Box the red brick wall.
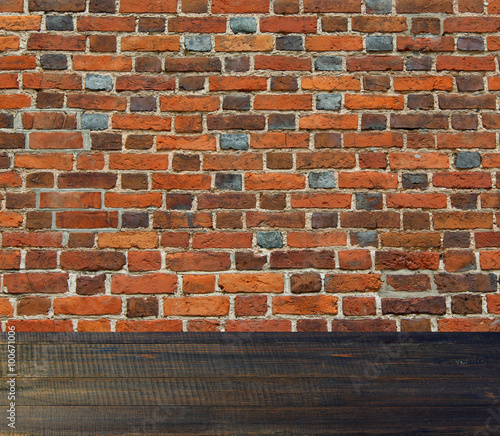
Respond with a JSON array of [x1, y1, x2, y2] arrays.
[[1, 0, 500, 332]]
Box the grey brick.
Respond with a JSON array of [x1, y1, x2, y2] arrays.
[[455, 152, 481, 169], [367, 35, 393, 52], [269, 114, 295, 130], [220, 134, 249, 150], [356, 193, 383, 210], [185, 35, 211, 52], [46, 15, 73, 31], [312, 212, 337, 228], [122, 212, 148, 228], [351, 231, 378, 247], [82, 114, 108, 130], [85, 74, 113, 91], [276, 35, 303, 51], [230, 17, 257, 34], [457, 36, 484, 51], [316, 94, 342, 110], [41, 54, 67, 70], [315, 56, 342, 71], [223, 96, 250, 111], [402, 173, 428, 190], [309, 172, 336, 189], [257, 231, 283, 249], [215, 173, 242, 191], [366, 0, 391, 14], [130, 96, 156, 112], [406, 56, 432, 71]]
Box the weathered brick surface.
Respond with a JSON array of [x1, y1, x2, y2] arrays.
[[0, 0, 499, 331]]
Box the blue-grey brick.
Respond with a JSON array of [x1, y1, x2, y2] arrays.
[[82, 114, 108, 130], [276, 35, 303, 51], [316, 94, 342, 111], [356, 193, 383, 210], [455, 152, 481, 169], [85, 74, 113, 91], [315, 56, 342, 71], [230, 17, 257, 34], [351, 231, 378, 247], [406, 56, 432, 71], [269, 114, 295, 130], [309, 172, 336, 189], [185, 35, 211, 52], [46, 15, 73, 31], [41, 54, 67, 70], [457, 36, 484, 51], [220, 134, 249, 150], [215, 173, 242, 191], [366, 0, 391, 14], [366, 35, 393, 52], [257, 231, 283, 249], [402, 173, 428, 190]]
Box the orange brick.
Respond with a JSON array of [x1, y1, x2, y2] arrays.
[[164, 296, 229, 316]]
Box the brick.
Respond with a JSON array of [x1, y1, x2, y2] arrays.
[[154, 211, 212, 229], [7, 320, 73, 332], [219, 273, 283, 293], [304, 0, 361, 13], [128, 251, 161, 272], [261, 17, 316, 34], [78, 16, 135, 32], [54, 296, 121, 315], [375, 251, 439, 270], [165, 252, 231, 271], [120, 0, 177, 13], [270, 251, 336, 269], [231, 17, 257, 34], [4, 272, 68, 294], [382, 297, 446, 315], [301, 76, 360, 91], [331, 319, 396, 332], [273, 295, 338, 315], [73, 55, 132, 72], [305, 36, 362, 51], [212, 0, 269, 13], [17, 297, 49, 316], [127, 297, 159, 317], [116, 320, 182, 332], [61, 251, 125, 271], [112, 273, 176, 294], [344, 297, 376, 316], [325, 274, 382, 293], [226, 320, 291, 332]]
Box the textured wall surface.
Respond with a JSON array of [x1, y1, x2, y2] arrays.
[[1, 0, 500, 332]]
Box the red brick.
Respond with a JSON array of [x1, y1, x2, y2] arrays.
[[273, 295, 338, 315], [183, 275, 215, 294], [225, 320, 291, 332], [54, 296, 121, 315], [120, 0, 177, 13], [7, 320, 73, 332], [112, 273, 177, 294], [164, 296, 229, 316], [212, 0, 269, 13], [219, 273, 284, 293], [116, 320, 182, 332], [4, 272, 68, 294]]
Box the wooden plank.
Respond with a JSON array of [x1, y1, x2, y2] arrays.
[[4, 337, 500, 379], [1, 376, 497, 407], [9, 405, 493, 435], [0, 333, 498, 435]]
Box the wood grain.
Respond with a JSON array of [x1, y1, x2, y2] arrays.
[[0, 333, 498, 435]]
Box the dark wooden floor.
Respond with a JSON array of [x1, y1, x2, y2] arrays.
[[1, 333, 499, 435]]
